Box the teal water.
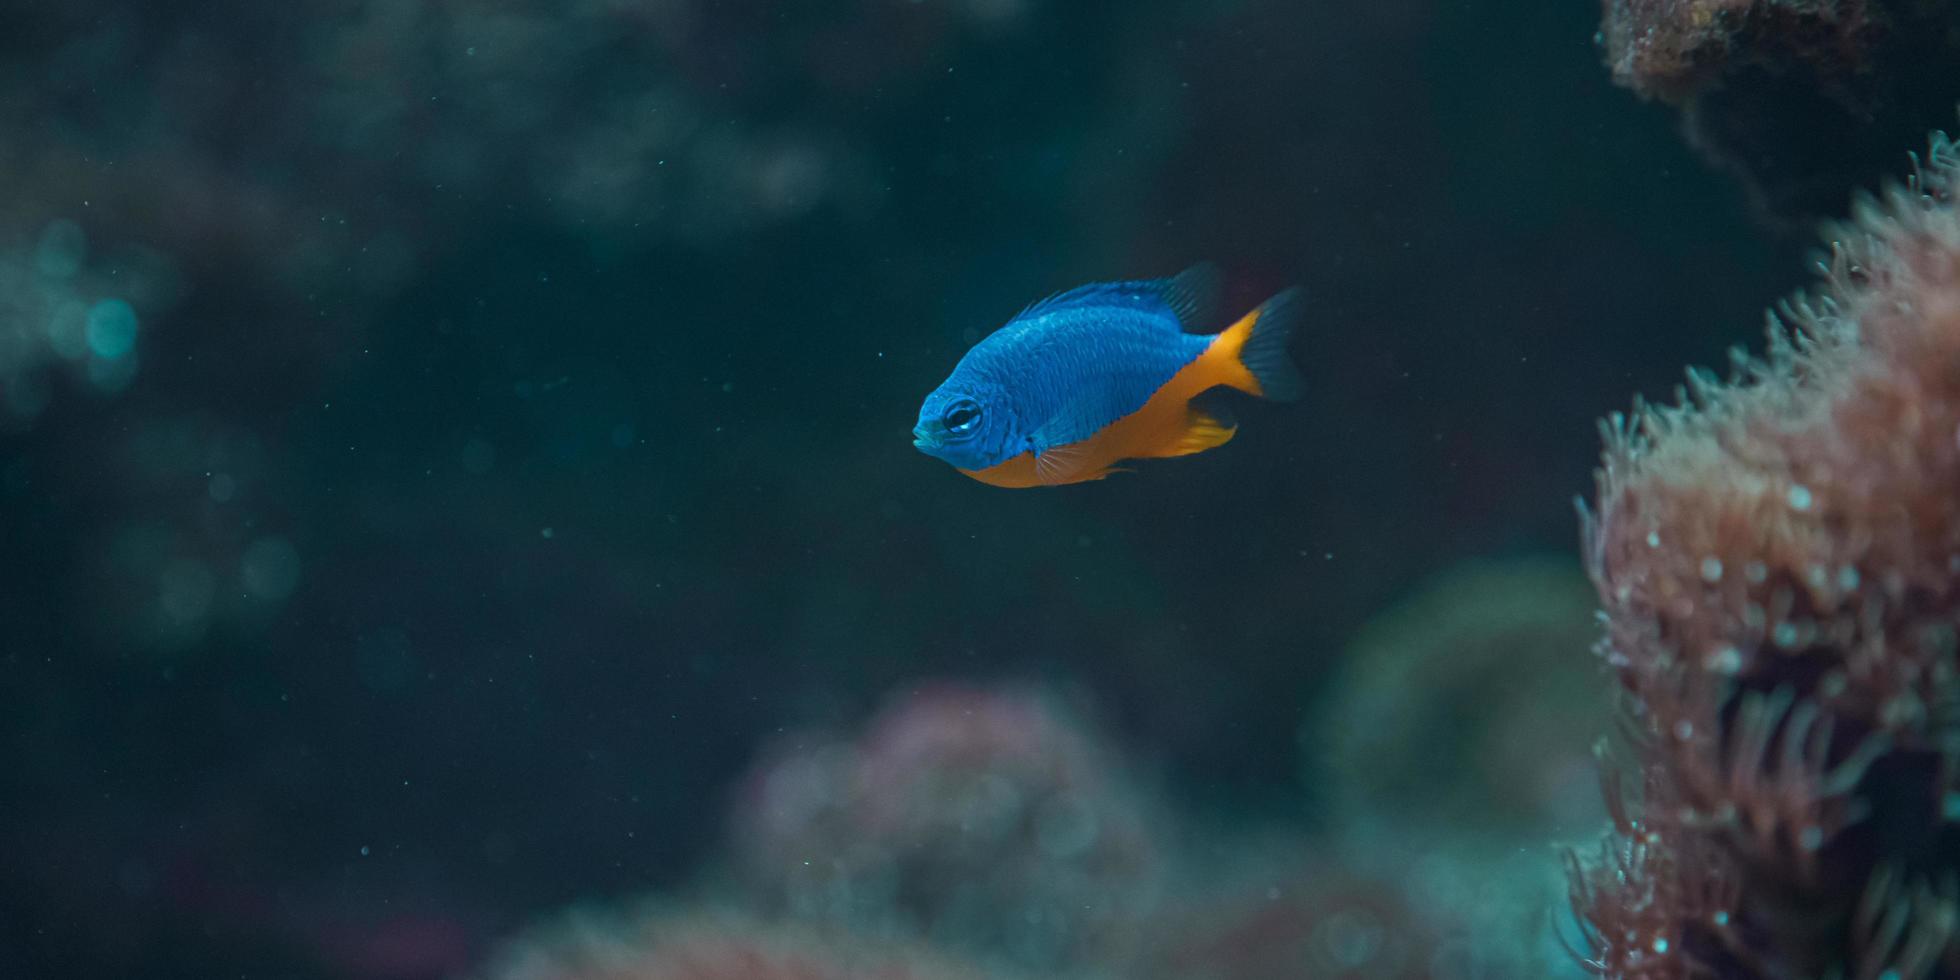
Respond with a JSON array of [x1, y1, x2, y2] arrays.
[[3, 2, 1946, 978]]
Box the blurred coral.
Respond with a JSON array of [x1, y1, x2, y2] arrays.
[[1308, 555, 1604, 839], [728, 683, 1165, 975], [1302, 556, 1603, 976], [1570, 127, 1960, 976], [479, 906, 1006, 980], [1139, 844, 1440, 980], [1595, 0, 1960, 222]]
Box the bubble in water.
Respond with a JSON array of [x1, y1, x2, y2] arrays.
[[85, 299, 139, 359], [241, 536, 302, 601], [35, 219, 86, 279]]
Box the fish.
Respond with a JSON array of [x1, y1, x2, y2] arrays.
[[912, 264, 1303, 487]]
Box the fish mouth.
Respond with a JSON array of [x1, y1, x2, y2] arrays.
[[912, 426, 935, 450]]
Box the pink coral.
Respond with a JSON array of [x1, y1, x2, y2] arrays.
[[1570, 129, 1960, 976], [729, 683, 1164, 974]]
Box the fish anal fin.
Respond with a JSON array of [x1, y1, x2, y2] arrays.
[[1152, 406, 1238, 458]]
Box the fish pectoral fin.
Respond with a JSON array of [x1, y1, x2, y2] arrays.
[[1148, 405, 1238, 458], [1034, 442, 1092, 484], [1034, 440, 1132, 484]]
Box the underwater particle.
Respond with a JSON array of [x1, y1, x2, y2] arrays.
[[240, 536, 301, 601], [84, 298, 138, 359]]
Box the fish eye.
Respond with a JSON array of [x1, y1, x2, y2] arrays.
[[942, 400, 981, 435]]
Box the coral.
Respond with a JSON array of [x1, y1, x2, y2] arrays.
[[1598, 0, 1870, 105], [1569, 128, 1960, 977], [728, 683, 1165, 975], [477, 906, 1006, 980], [1137, 845, 1440, 980], [1595, 0, 1960, 222], [1308, 555, 1604, 839], [1302, 557, 1605, 976]]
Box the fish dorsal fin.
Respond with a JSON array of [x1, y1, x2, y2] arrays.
[[1013, 263, 1221, 331], [1161, 262, 1222, 332]]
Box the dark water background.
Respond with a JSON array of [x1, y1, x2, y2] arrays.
[[0, 1, 1836, 977]]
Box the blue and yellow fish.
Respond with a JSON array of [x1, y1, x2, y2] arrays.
[[913, 265, 1303, 487]]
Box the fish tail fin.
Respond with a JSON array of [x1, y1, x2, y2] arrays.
[[1209, 287, 1306, 401]]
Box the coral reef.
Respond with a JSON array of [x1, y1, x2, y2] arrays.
[[478, 906, 1005, 980], [1569, 128, 1960, 976], [728, 684, 1164, 975], [1309, 556, 1603, 839], [1305, 556, 1606, 977], [1595, 0, 1960, 222], [1137, 844, 1440, 980]]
